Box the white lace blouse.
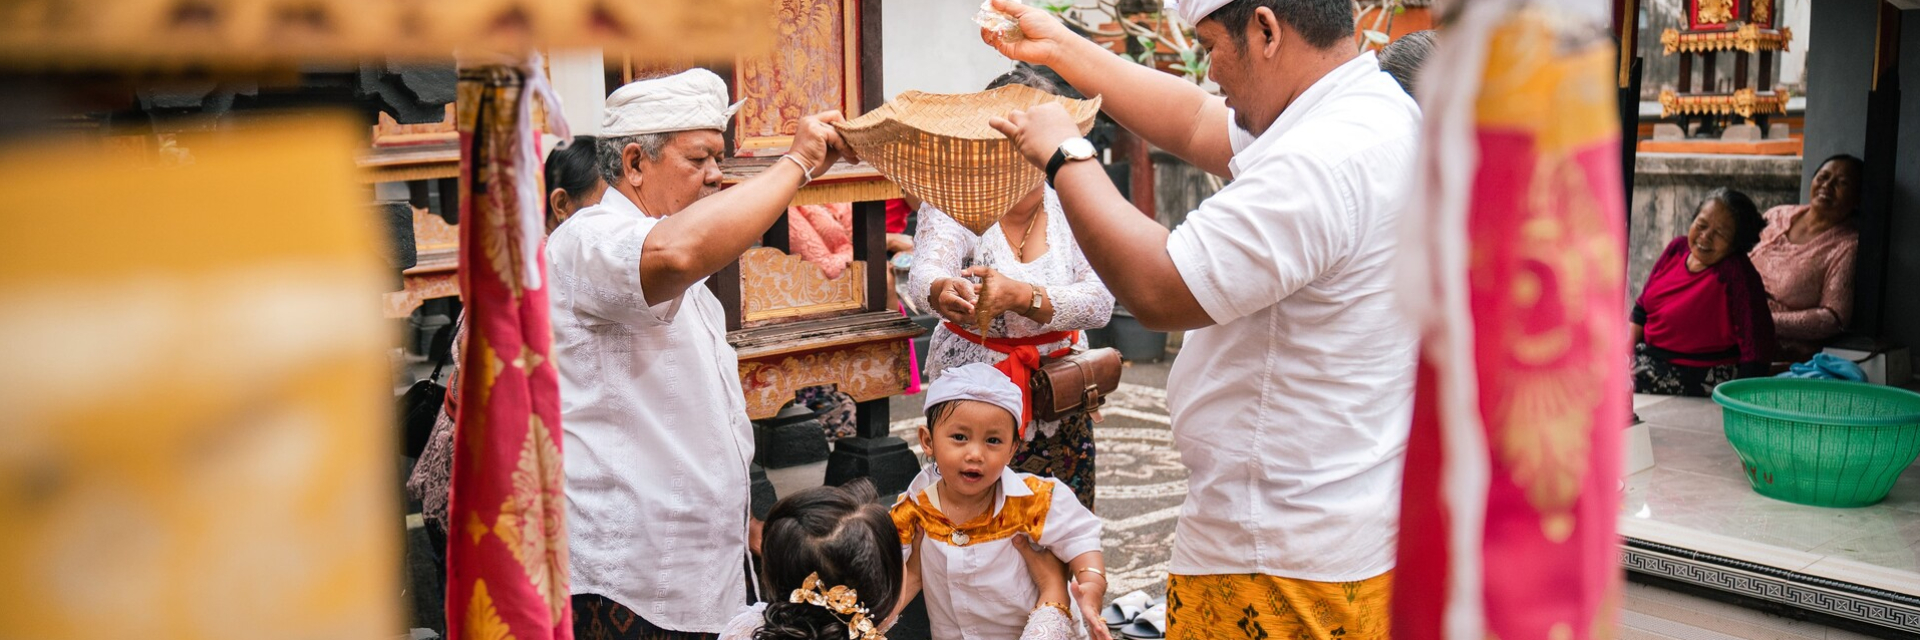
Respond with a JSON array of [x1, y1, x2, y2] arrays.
[[906, 187, 1114, 438]]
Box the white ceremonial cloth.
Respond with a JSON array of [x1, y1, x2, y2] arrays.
[[898, 465, 1103, 640], [602, 68, 743, 136], [922, 362, 1025, 425], [1163, 0, 1230, 26], [1161, 52, 1421, 582], [547, 188, 755, 633]]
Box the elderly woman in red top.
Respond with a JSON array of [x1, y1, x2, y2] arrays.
[[1750, 154, 1863, 361], [1633, 188, 1777, 396]]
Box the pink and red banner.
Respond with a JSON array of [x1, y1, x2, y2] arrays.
[[447, 61, 574, 640], [1393, 2, 1628, 639]]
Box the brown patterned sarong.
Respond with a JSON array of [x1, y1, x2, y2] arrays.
[[571, 594, 719, 640]]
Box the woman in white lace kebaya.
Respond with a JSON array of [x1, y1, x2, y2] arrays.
[[907, 66, 1114, 512]]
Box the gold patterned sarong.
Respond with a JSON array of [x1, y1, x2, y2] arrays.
[[1165, 571, 1393, 640]]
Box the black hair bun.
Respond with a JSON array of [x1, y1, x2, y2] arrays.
[[754, 601, 850, 640]]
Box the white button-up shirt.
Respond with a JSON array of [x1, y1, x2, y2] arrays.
[[1162, 52, 1420, 582], [894, 465, 1103, 640], [547, 189, 755, 633]]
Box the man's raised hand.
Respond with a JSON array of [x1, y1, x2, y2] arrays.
[[989, 101, 1082, 170], [790, 111, 858, 179], [979, 0, 1075, 66]]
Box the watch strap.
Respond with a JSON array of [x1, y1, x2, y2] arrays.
[[1045, 146, 1070, 188]]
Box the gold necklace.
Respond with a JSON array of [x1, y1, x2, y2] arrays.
[[1009, 204, 1042, 261]]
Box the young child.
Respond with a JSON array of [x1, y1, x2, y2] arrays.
[[720, 480, 901, 640], [890, 363, 1109, 640]]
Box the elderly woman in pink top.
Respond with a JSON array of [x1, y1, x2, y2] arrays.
[[1749, 154, 1863, 361]]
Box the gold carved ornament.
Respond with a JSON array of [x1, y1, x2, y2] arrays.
[[1752, 0, 1772, 25], [1657, 87, 1792, 119], [1695, 0, 1733, 24], [1659, 25, 1792, 56]]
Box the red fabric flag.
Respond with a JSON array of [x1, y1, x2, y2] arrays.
[[1393, 2, 1628, 639], [446, 60, 574, 640]]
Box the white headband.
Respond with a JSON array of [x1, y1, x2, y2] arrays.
[[924, 363, 1024, 425], [602, 68, 743, 137], [1164, 0, 1232, 26]]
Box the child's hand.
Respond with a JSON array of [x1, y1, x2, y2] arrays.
[[1075, 577, 1113, 640], [1065, 550, 1113, 640]]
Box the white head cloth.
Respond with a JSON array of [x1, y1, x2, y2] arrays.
[[924, 363, 1024, 425], [1164, 0, 1232, 26], [602, 68, 743, 137]]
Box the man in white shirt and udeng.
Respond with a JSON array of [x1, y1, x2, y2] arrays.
[[982, 1, 1420, 638], [547, 69, 857, 638]]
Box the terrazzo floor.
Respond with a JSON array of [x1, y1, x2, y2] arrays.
[[1627, 394, 1920, 596]]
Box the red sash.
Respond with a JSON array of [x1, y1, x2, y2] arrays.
[[942, 322, 1077, 437]]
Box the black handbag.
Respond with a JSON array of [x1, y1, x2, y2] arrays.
[[399, 316, 460, 457]]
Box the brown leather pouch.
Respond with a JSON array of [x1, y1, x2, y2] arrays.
[[1031, 347, 1122, 423]]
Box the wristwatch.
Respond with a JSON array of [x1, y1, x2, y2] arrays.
[[1023, 284, 1048, 317], [1045, 137, 1097, 187]]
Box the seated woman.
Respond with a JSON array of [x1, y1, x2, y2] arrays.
[[1632, 188, 1775, 396], [1750, 154, 1863, 361]]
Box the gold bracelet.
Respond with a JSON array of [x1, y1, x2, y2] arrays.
[[1075, 567, 1106, 583], [1035, 601, 1073, 618]]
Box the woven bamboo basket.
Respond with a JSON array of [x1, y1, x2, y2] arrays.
[[835, 85, 1101, 235]]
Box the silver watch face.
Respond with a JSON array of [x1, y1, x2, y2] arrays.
[[1061, 138, 1096, 161]]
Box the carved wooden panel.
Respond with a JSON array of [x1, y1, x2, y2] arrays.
[[373, 105, 457, 148], [733, 0, 861, 156], [414, 206, 460, 256], [738, 340, 910, 420], [385, 271, 461, 319], [740, 247, 866, 327]]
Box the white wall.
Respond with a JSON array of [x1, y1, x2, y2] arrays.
[[1778, 0, 1813, 86], [882, 0, 1025, 99]]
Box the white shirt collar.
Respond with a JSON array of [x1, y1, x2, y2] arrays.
[[924, 466, 1031, 519], [585, 186, 647, 219], [1233, 52, 1385, 167]]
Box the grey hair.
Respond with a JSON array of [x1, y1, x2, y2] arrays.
[[1379, 30, 1436, 97], [595, 132, 675, 184]]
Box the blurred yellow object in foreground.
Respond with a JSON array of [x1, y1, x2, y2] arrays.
[[0, 117, 397, 638]]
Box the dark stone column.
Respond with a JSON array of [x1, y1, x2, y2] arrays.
[[825, 398, 919, 496]]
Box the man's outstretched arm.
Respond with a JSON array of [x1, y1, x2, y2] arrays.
[[982, 0, 1235, 177], [640, 113, 851, 306], [991, 104, 1215, 332]]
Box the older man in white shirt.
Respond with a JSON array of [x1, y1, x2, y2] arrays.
[[982, 1, 1418, 638], [548, 69, 853, 639]]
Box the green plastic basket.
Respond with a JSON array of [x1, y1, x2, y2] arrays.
[[1712, 378, 1920, 507]]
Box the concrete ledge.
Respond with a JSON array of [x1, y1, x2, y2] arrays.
[[1633, 152, 1804, 179]]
